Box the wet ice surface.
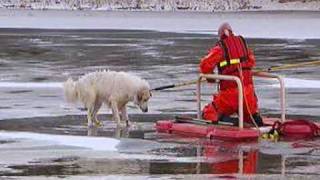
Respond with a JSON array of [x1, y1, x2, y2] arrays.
[[0, 115, 320, 178], [0, 25, 319, 178], [0, 28, 319, 120]]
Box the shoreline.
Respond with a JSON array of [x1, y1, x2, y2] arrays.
[[1, 8, 320, 14], [1, 0, 320, 12], [1, 9, 320, 39]]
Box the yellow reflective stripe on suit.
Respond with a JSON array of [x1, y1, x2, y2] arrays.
[[219, 58, 240, 67]]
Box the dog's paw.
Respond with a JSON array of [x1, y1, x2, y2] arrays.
[[94, 120, 103, 127], [87, 123, 95, 128], [125, 120, 131, 127], [128, 122, 139, 130]]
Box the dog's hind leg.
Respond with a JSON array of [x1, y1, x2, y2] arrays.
[[92, 100, 103, 127]]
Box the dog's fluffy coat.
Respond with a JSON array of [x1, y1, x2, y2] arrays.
[[63, 70, 151, 127]]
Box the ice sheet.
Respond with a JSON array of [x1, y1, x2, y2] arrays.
[[0, 131, 120, 151]]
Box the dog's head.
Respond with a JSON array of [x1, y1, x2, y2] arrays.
[[135, 87, 152, 113]]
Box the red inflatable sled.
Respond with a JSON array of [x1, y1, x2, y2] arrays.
[[156, 72, 320, 141]]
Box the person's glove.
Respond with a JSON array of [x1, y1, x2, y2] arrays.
[[206, 78, 216, 83]]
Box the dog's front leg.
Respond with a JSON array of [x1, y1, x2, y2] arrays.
[[111, 100, 122, 127], [120, 106, 129, 127], [87, 108, 94, 127]]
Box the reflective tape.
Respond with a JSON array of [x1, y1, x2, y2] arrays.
[[219, 58, 240, 67]]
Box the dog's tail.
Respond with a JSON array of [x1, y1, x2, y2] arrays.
[[63, 78, 78, 103]]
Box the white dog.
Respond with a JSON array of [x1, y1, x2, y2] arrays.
[[63, 70, 151, 127]]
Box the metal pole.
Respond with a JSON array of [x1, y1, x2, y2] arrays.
[[235, 78, 243, 129], [196, 72, 286, 128], [281, 155, 286, 176], [253, 72, 286, 122], [197, 76, 202, 119], [196, 143, 201, 174], [198, 74, 244, 129], [238, 149, 244, 174], [278, 77, 286, 122]]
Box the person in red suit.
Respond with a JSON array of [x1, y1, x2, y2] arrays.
[[199, 22, 263, 126]]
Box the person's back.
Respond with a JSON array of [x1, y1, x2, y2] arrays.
[[199, 22, 263, 126]]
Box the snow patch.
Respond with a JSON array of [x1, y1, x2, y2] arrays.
[[0, 131, 120, 151]]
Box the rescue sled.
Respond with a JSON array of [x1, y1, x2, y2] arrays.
[[156, 72, 320, 141]]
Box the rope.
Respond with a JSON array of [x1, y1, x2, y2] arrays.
[[151, 79, 206, 91], [152, 60, 320, 91], [260, 60, 320, 72], [237, 64, 259, 129]]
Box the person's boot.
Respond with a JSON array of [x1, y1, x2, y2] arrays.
[[218, 114, 239, 126], [252, 113, 264, 127]]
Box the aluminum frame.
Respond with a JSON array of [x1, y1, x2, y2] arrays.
[[196, 72, 286, 129]]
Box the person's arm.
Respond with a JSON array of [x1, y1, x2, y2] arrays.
[[199, 46, 223, 74], [245, 49, 256, 68], [199, 46, 223, 83]]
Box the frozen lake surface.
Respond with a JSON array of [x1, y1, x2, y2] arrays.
[[1, 9, 320, 39], [0, 28, 319, 120], [0, 10, 320, 178], [1, 114, 320, 178]]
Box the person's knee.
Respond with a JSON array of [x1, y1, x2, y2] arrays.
[[202, 103, 218, 122]]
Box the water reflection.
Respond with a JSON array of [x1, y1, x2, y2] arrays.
[[87, 124, 134, 139], [148, 138, 259, 174], [83, 119, 320, 175], [150, 133, 320, 175], [201, 141, 258, 174], [0, 115, 320, 176]]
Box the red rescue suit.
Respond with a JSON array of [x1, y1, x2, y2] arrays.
[[199, 34, 258, 123]]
